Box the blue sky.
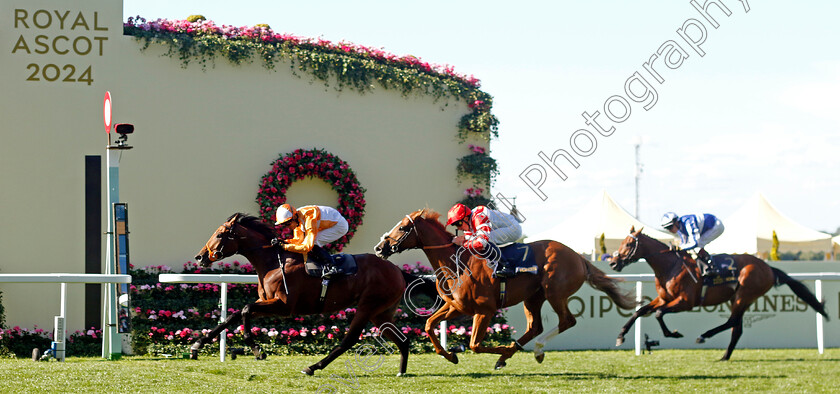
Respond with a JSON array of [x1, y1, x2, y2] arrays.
[[124, 0, 840, 235]]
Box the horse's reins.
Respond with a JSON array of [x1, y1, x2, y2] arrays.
[[206, 222, 275, 262], [206, 221, 290, 294], [621, 233, 699, 284], [382, 214, 454, 252]]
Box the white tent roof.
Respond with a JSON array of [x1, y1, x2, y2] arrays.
[[526, 190, 673, 255], [707, 192, 832, 255]]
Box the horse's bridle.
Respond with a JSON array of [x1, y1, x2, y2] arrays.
[[380, 214, 453, 255], [205, 222, 237, 262], [204, 221, 277, 262], [612, 233, 640, 266]]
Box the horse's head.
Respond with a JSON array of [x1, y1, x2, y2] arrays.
[[374, 210, 424, 259], [195, 213, 246, 267], [609, 226, 644, 272]]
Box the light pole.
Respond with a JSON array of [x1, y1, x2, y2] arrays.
[[103, 124, 133, 359], [633, 136, 642, 219], [101, 91, 134, 359]]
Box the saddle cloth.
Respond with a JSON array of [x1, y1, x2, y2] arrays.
[[703, 254, 739, 286], [304, 253, 358, 277], [499, 243, 538, 275]]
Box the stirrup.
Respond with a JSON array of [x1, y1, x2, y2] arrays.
[[701, 266, 717, 278], [321, 265, 342, 278], [493, 263, 515, 278]]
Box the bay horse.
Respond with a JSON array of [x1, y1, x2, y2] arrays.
[[192, 213, 412, 376], [374, 209, 635, 369], [609, 226, 829, 360]]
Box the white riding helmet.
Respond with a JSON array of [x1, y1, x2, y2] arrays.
[[275, 204, 296, 225], [660, 212, 679, 229]]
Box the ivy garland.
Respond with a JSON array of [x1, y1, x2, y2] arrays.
[[124, 16, 497, 206], [256, 148, 366, 253]]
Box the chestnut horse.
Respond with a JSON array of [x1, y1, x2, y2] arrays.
[[609, 227, 829, 360], [374, 209, 635, 369], [192, 213, 412, 376]]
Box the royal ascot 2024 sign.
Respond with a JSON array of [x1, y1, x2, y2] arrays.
[[10, 9, 108, 85]]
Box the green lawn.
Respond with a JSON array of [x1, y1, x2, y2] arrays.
[[1, 349, 837, 393]]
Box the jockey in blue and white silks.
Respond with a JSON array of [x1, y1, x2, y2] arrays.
[[661, 212, 725, 277]]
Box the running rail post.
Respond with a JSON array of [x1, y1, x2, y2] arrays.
[[635, 281, 642, 356], [441, 320, 447, 349], [220, 282, 228, 362], [816, 279, 824, 354]]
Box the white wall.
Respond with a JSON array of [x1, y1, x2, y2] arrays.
[[0, 0, 480, 331], [503, 261, 839, 351]]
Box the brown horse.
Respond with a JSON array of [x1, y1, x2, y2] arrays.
[[374, 209, 635, 369], [609, 226, 829, 360], [192, 213, 412, 376]]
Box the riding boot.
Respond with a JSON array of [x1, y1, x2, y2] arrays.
[[487, 243, 515, 278], [696, 249, 717, 277], [313, 245, 342, 278]]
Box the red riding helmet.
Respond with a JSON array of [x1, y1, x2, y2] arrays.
[[446, 203, 472, 226]]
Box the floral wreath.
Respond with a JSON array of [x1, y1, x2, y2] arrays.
[[256, 148, 366, 252]]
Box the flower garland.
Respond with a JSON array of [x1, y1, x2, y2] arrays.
[[124, 16, 497, 207], [256, 148, 366, 252]]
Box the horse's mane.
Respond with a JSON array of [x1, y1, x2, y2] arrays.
[[414, 209, 454, 238], [228, 213, 276, 240], [638, 231, 669, 249]]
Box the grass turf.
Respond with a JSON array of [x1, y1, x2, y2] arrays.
[[1, 349, 837, 392]]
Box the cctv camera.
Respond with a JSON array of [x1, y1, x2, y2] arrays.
[[115, 123, 134, 135]]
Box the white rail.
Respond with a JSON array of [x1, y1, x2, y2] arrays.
[[159, 274, 258, 361], [0, 274, 132, 361], [611, 272, 840, 355], [159, 272, 840, 359]]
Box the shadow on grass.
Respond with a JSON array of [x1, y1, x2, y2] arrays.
[[729, 358, 840, 363], [417, 371, 789, 380]]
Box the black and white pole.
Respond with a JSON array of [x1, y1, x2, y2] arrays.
[[102, 92, 133, 359]]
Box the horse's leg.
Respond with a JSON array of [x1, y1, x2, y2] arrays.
[[616, 301, 658, 346], [697, 299, 752, 361], [530, 295, 578, 365], [518, 294, 546, 363], [651, 297, 696, 339], [462, 312, 515, 370], [492, 295, 546, 368], [189, 310, 243, 360], [720, 314, 744, 361], [369, 307, 411, 377], [303, 308, 376, 376], [240, 299, 290, 360], [423, 303, 463, 364]]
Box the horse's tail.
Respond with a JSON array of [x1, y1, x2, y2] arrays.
[[771, 267, 829, 320], [401, 271, 439, 300], [582, 258, 636, 310]]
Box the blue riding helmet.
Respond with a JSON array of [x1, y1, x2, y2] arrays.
[[660, 212, 679, 229]]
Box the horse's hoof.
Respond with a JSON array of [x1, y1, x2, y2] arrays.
[[449, 344, 466, 354], [616, 337, 625, 347], [494, 360, 507, 370], [301, 367, 315, 376], [190, 350, 199, 360], [535, 353, 545, 364], [396, 372, 404, 377], [259, 353, 267, 360], [696, 337, 706, 344], [450, 353, 459, 365], [670, 331, 683, 338]]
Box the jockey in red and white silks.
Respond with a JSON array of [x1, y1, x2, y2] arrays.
[[446, 204, 522, 277], [461, 206, 522, 250]]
